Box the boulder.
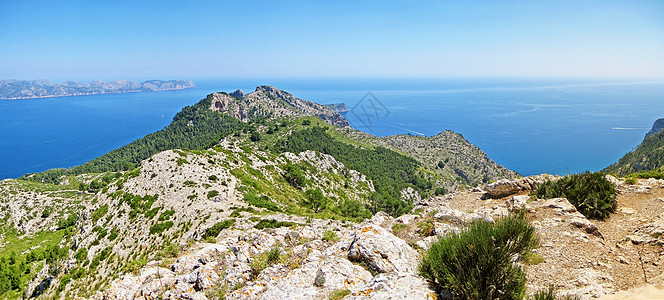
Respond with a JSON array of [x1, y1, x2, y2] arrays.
[[483, 179, 522, 198], [345, 224, 420, 274]]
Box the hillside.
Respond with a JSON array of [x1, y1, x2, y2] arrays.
[[0, 79, 195, 100], [0, 86, 527, 299], [604, 119, 664, 176]]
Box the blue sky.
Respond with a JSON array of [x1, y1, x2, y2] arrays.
[[1, 0, 663, 80]]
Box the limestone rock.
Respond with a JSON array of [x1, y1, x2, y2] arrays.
[[484, 179, 523, 198], [347, 273, 437, 300], [345, 224, 420, 274]]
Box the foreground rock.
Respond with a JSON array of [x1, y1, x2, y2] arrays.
[[97, 213, 437, 300]]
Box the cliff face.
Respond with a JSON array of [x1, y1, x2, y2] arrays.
[[0, 79, 195, 99], [208, 86, 349, 127], [645, 118, 664, 138]]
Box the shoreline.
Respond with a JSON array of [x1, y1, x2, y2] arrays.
[[0, 86, 195, 100]]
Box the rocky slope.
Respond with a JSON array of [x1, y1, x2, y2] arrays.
[[0, 79, 195, 99], [340, 128, 518, 191], [208, 86, 349, 127], [9, 167, 660, 299]]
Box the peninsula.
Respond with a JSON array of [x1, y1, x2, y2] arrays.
[[0, 79, 195, 99]]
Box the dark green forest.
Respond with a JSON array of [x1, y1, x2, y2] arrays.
[[277, 126, 432, 216]]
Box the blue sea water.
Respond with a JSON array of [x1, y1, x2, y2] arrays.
[[2, 78, 664, 180]]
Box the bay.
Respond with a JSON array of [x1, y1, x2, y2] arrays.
[[2, 78, 663, 179]]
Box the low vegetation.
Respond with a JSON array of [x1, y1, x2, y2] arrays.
[[533, 172, 617, 220], [202, 219, 235, 240], [419, 211, 538, 300]]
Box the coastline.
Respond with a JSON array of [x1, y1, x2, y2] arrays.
[[0, 86, 195, 100]]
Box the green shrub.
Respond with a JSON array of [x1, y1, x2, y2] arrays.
[[158, 209, 175, 221], [254, 219, 299, 229], [41, 207, 53, 218], [202, 219, 235, 240], [245, 192, 281, 212], [625, 177, 637, 185], [627, 170, 664, 179], [533, 172, 617, 220], [283, 163, 308, 189], [419, 210, 538, 300], [391, 223, 408, 235], [58, 274, 71, 292], [108, 228, 119, 241], [207, 190, 220, 199], [57, 214, 77, 229], [149, 221, 174, 234], [530, 285, 581, 300], [322, 230, 339, 242], [91, 204, 108, 222], [75, 248, 88, 263], [229, 211, 242, 218], [337, 198, 371, 220], [304, 189, 328, 213]]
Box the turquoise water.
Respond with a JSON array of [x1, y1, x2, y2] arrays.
[[2, 78, 663, 179]]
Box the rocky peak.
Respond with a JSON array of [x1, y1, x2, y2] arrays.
[[229, 89, 244, 99], [208, 86, 350, 127]]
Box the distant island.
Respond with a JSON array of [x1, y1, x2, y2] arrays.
[[0, 79, 195, 99]]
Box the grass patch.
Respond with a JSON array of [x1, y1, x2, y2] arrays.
[[329, 289, 351, 300]]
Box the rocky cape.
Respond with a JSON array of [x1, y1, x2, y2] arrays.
[[0, 79, 195, 100], [605, 118, 664, 175]]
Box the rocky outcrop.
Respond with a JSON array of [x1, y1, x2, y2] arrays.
[[646, 118, 664, 138], [482, 174, 557, 199], [0, 79, 195, 99], [208, 86, 350, 127], [325, 103, 349, 113], [96, 212, 436, 300]]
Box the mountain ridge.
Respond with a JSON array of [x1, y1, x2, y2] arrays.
[[0, 79, 195, 100]]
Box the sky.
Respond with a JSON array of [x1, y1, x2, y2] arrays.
[[1, 0, 663, 81]]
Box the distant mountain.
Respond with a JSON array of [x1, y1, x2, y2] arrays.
[[604, 118, 664, 175], [0, 79, 195, 99]]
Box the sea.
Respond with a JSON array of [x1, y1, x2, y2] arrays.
[[2, 78, 664, 180]]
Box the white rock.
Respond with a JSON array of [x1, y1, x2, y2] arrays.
[[345, 224, 420, 274], [347, 273, 437, 299]]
